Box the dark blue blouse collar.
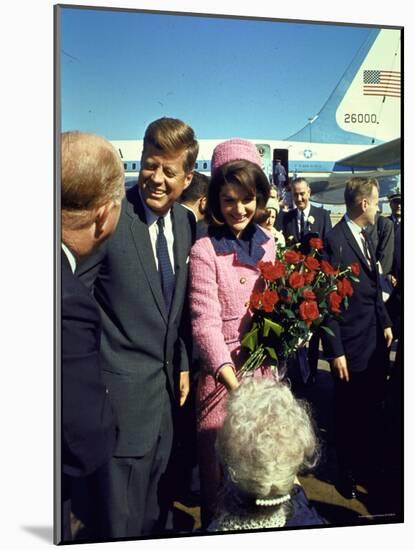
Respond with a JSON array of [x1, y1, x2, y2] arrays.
[[208, 223, 269, 267]]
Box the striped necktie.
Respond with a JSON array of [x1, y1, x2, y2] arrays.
[[156, 217, 175, 314]]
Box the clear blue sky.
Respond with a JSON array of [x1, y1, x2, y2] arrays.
[[60, 6, 374, 141]]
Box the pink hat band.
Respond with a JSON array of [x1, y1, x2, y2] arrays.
[[211, 138, 262, 173]]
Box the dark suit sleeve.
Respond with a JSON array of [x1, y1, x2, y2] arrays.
[[62, 291, 116, 477], [376, 286, 392, 329], [324, 209, 332, 235], [275, 210, 285, 232], [376, 216, 394, 275], [320, 234, 345, 359]]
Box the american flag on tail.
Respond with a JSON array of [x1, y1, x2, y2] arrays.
[[363, 70, 401, 97]]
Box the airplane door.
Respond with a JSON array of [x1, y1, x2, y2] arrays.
[[273, 148, 289, 185]]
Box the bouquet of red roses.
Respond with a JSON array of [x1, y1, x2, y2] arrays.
[[239, 237, 360, 376]]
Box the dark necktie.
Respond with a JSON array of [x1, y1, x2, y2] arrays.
[[299, 210, 305, 239], [361, 229, 376, 271], [156, 217, 175, 314]]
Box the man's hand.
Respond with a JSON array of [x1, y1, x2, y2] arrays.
[[389, 274, 397, 288], [179, 371, 190, 407], [384, 327, 393, 348], [331, 355, 349, 382]]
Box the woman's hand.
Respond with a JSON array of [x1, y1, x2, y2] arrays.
[[217, 364, 239, 392]]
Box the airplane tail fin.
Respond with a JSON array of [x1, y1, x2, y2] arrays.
[[287, 28, 401, 145]]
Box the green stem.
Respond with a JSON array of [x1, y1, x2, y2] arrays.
[[239, 345, 267, 376]]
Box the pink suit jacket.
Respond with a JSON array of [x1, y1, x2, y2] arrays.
[[189, 226, 276, 431]]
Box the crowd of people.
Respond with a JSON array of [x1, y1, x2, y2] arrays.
[[61, 118, 402, 542]]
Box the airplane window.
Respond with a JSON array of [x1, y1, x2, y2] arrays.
[[195, 162, 199, 169], [123, 163, 127, 170], [132, 163, 136, 170], [203, 162, 207, 169]]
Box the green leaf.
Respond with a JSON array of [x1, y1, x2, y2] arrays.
[[263, 317, 283, 338], [284, 309, 296, 319], [241, 326, 259, 351], [320, 325, 335, 337], [265, 346, 278, 360]]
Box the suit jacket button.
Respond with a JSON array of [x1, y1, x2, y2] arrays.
[[240, 277, 246, 284]]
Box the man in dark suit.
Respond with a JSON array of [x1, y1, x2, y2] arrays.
[[77, 117, 198, 538], [273, 158, 287, 197], [387, 192, 401, 229], [60, 131, 125, 542], [366, 212, 394, 276], [276, 177, 332, 244], [322, 177, 393, 499], [387, 192, 402, 302], [276, 177, 332, 384], [178, 170, 209, 224]]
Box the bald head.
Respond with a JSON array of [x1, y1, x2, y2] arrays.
[[61, 132, 125, 256], [61, 131, 125, 226], [291, 178, 311, 210]]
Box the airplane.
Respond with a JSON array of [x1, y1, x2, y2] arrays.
[[112, 27, 401, 204]]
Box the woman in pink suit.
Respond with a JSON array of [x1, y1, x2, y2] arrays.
[[189, 139, 277, 527]]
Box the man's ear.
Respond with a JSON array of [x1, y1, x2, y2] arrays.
[[94, 201, 113, 238], [183, 171, 193, 190], [199, 196, 207, 215], [361, 197, 368, 213]]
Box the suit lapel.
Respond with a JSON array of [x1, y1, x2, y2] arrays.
[[125, 187, 168, 323], [287, 209, 300, 242], [308, 205, 318, 233], [169, 204, 189, 323], [339, 218, 373, 274]]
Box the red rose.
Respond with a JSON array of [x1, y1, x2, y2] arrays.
[[303, 289, 316, 300], [321, 260, 338, 276], [262, 288, 279, 312], [259, 260, 285, 281], [258, 261, 272, 277], [299, 300, 320, 324], [337, 277, 354, 298], [309, 237, 324, 250], [288, 272, 305, 289], [284, 250, 302, 264], [328, 291, 342, 313], [272, 260, 286, 280], [304, 256, 320, 271], [250, 290, 262, 310], [343, 278, 354, 296], [303, 270, 316, 284], [351, 262, 360, 276]]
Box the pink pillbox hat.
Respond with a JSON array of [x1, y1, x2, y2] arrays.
[[211, 138, 262, 174]]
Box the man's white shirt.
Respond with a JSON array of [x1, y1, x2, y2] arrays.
[[296, 203, 312, 234], [62, 242, 76, 273]]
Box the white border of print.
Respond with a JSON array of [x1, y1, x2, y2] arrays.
[[3, 1, 410, 549]]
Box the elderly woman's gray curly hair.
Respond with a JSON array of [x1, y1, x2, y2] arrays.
[[216, 378, 319, 500]]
